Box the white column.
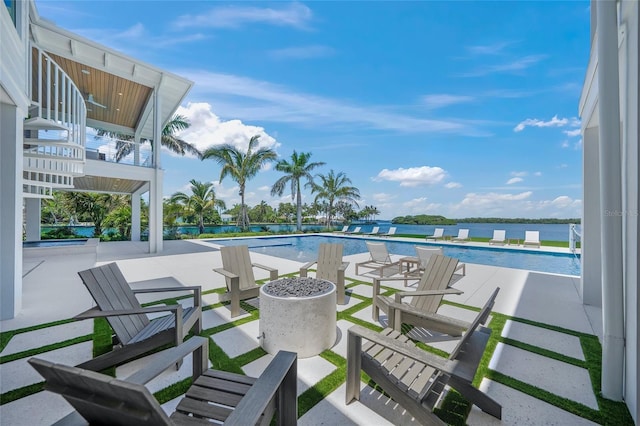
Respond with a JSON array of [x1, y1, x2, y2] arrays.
[[581, 127, 602, 306], [0, 103, 23, 320], [131, 187, 143, 242], [596, 0, 624, 401], [24, 197, 41, 241], [148, 89, 163, 253]]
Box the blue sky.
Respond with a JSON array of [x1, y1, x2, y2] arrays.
[[39, 1, 589, 219]]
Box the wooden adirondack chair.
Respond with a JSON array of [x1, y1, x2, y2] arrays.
[[403, 246, 465, 285], [355, 241, 401, 277], [346, 288, 502, 425], [29, 336, 298, 426], [372, 254, 465, 335], [75, 262, 202, 372], [214, 245, 279, 318], [300, 243, 349, 304]]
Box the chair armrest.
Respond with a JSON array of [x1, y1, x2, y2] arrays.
[[132, 286, 202, 308], [125, 336, 209, 385], [394, 288, 463, 302], [213, 268, 238, 280], [252, 263, 279, 281], [348, 325, 451, 372], [299, 260, 318, 277], [339, 261, 349, 271], [225, 351, 298, 426], [386, 302, 471, 330], [74, 304, 180, 320]]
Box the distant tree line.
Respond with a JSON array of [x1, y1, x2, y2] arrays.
[[455, 217, 581, 224], [392, 215, 457, 225]]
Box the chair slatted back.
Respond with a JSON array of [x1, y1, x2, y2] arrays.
[[411, 254, 458, 314], [414, 246, 443, 269], [29, 358, 172, 426], [387, 227, 396, 236], [316, 243, 343, 283], [78, 263, 149, 345], [457, 229, 469, 239], [525, 231, 539, 243], [366, 242, 391, 263], [433, 228, 444, 238], [220, 245, 256, 292], [493, 230, 506, 241]]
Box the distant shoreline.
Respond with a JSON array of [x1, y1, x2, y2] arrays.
[[389, 215, 580, 225]]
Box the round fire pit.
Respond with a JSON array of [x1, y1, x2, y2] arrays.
[[259, 277, 337, 358]]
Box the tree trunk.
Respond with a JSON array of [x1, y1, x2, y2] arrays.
[[296, 184, 302, 232]]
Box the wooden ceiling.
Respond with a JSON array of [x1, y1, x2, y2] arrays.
[[72, 175, 147, 194], [34, 49, 153, 132]]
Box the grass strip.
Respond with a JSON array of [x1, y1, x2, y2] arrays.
[[0, 382, 44, 405], [0, 318, 75, 353], [154, 377, 192, 405], [0, 335, 92, 364], [234, 347, 268, 367]]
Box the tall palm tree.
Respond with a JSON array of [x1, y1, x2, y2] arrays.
[[310, 169, 361, 227], [271, 151, 325, 231], [170, 179, 226, 234], [201, 135, 277, 231], [96, 114, 202, 161]]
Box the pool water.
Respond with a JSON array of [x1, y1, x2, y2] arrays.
[[211, 235, 581, 276], [23, 239, 88, 247]]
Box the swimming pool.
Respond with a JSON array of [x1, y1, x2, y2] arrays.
[[210, 235, 580, 276]]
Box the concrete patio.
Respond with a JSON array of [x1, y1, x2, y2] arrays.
[[0, 237, 613, 425]]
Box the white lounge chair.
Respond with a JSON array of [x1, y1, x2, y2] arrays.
[[523, 231, 541, 248], [356, 241, 401, 277], [364, 226, 380, 236], [489, 229, 506, 245], [346, 226, 362, 234], [452, 228, 470, 242], [381, 227, 397, 237], [335, 225, 349, 233], [426, 228, 445, 241]]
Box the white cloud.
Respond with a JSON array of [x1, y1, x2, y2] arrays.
[[269, 45, 334, 59], [563, 128, 581, 137], [401, 198, 442, 214], [514, 115, 580, 132], [374, 166, 447, 187], [467, 41, 514, 55], [175, 102, 280, 154], [459, 55, 547, 77], [511, 171, 527, 177], [422, 94, 474, 109], [506, 177, 523, 185], [173, 3, 313, 30], [561, 140, 570, 148], [533, 171, 542, 176], [372, 193, 395, 203], [448, 191, 581, 218], [445, 182, 462, 189], [180, 70, 488, 136]]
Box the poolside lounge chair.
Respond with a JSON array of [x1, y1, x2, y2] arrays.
[[404, 246, 465, 285], [489, 229, 507, 245], [346, 226, 362, 234], [372, 254, 465, 335], [30, 336, 298, 426], [300, 243, 349, 304], [381, 227, 397, 237], [364, 226, 380, 236], [346, 288, 502, 425], [335, 225, 349, 233], [452, 228, 470, 243], [356, 241, 401, 277], [214, 245, 279, 318], [75, 262, 202, 372], [426, 227, 445, 241], [523, 230, 541, 248]]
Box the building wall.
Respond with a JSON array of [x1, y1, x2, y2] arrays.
[[620, 1, 639, 421], [1, 0, 29, 320]]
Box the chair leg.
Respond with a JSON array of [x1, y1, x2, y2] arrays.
[[448, 376, 502, 419], [345, 332, 362, 404]]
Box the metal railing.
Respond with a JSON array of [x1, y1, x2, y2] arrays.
[[569, 223, 581, 256], [85, 135, 153, 167]]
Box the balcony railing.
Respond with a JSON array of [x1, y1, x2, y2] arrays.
[[85, 135, 153, 167]]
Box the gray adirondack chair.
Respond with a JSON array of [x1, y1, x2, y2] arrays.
[[29, 336, 298, 426], [372, 254, 465, 335], [300, 243, 349, 304], [346, 288, 502, 425], [75, 262, 202, 371], [214, 245, 279, 318]]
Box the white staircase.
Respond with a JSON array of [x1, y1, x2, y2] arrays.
[[23, 46, 86, 198]]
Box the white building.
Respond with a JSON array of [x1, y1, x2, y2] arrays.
[[1, 0, 192, 320], [579, 0, 638, 422]]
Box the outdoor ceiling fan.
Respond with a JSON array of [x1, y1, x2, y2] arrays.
[[86, 93, 107, 109]]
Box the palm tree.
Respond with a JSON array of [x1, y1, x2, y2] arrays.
[[170, 179, 226, 234], [310, 170, 361, 228], [96, 114, 201, 161], [271, 151, 325, 231], [201, 135, 277, 231]]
